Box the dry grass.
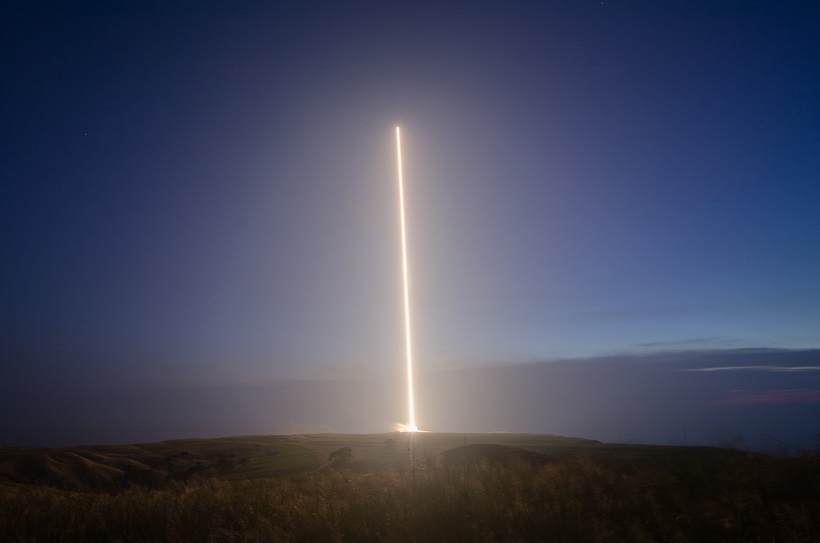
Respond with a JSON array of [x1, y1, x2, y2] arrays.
[[1, 442, 818, 542]]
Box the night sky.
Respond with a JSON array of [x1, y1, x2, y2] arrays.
[[3, 1, 819, 448]]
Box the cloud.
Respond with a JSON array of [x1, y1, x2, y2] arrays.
[[3, 347, 819, 449], [682, 365, 820, 373], [636, 337, 730, 348], [709, 389, 820, 405]]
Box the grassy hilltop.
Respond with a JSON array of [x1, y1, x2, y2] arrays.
[[0, 432, 599, 490], [1, 433, 819, 541]]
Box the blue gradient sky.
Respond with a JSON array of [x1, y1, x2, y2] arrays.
[[2, 1, 819, 446]]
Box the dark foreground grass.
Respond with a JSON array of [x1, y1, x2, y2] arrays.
[[2, 446, 819, 542]]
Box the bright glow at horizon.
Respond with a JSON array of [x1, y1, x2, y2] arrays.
[[396, 126, 417, 433]]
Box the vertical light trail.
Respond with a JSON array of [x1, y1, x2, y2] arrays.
[[396, 126, 417, 432]]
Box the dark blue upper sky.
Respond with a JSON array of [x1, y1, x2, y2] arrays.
[[2, 1, 819, 445]]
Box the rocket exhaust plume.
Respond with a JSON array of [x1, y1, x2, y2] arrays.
[[396, 126, 418, 433]]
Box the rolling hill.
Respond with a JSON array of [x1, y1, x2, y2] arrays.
[[1, 433, 818, 541]]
